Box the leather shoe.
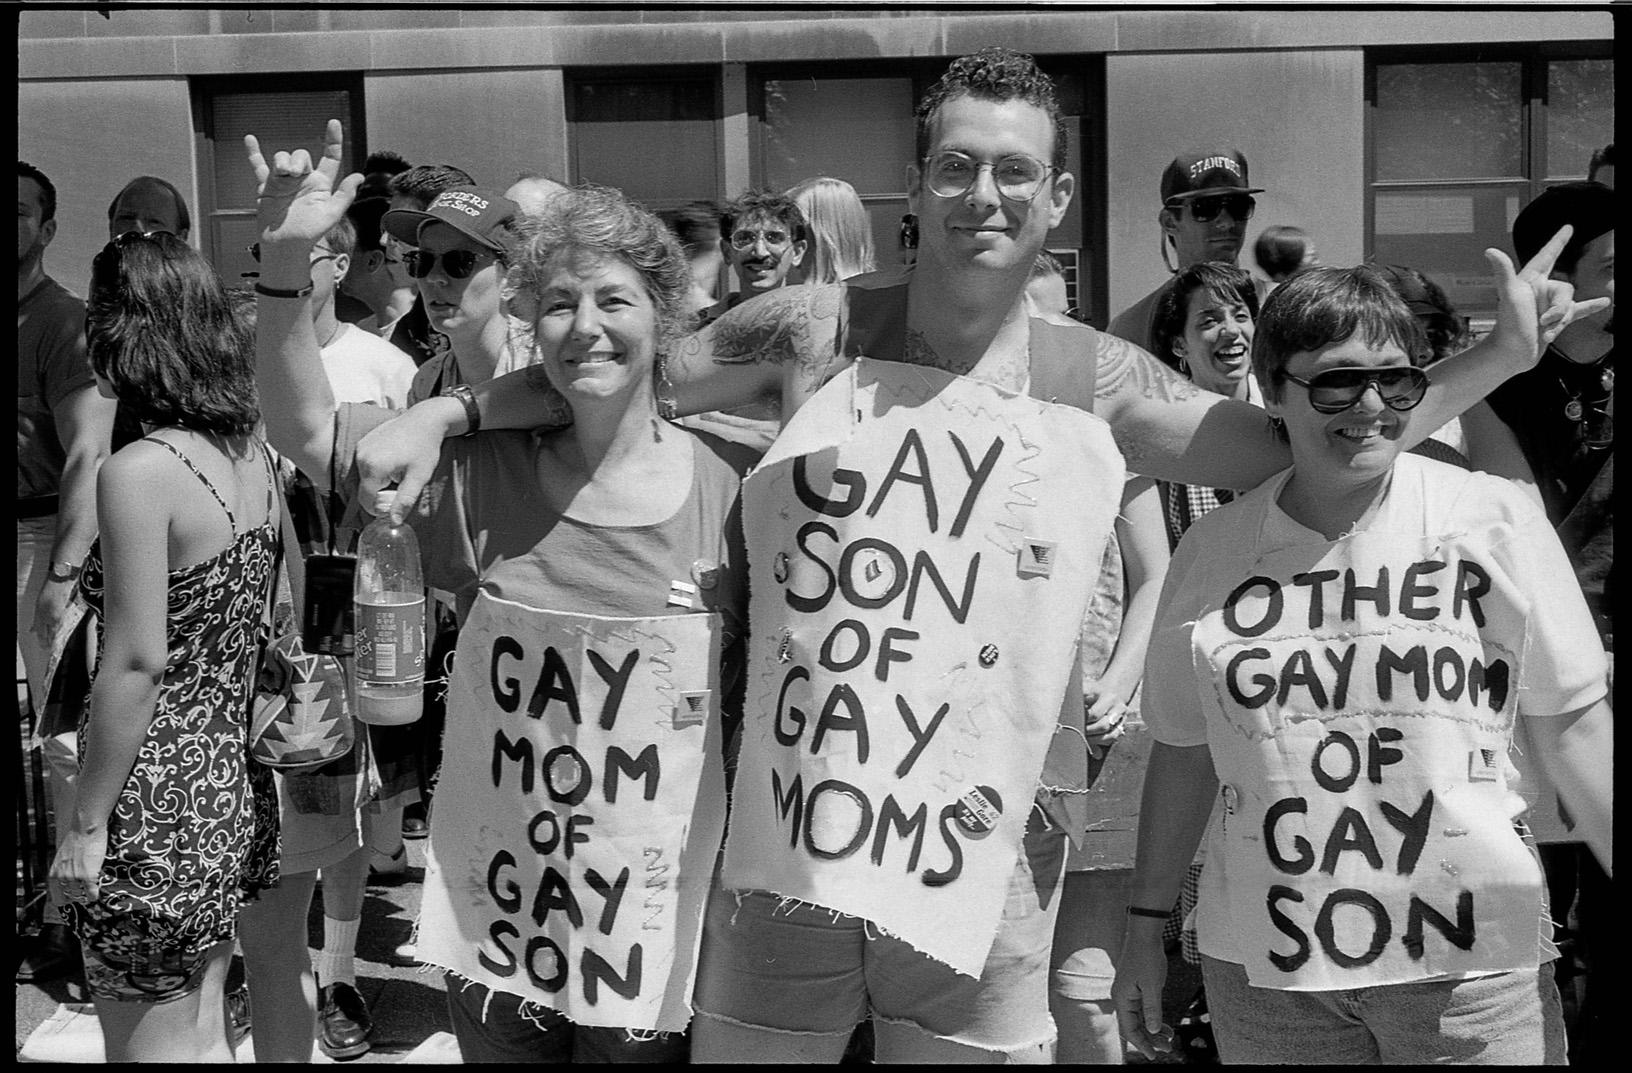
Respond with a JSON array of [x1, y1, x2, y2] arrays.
[[317, 981, 374, 1059], [401, 805, 429, 840], [226, 984, 253, 1043], [15, 922, 81, 984]]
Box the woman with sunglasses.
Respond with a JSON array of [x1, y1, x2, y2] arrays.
[[1114, 266, 1611, 1064], [248, 127, 751, 1061], [48, 231, 280, 1061]]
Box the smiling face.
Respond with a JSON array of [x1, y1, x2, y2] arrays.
[[1172, 285, 1255, 398], [908, 94, 1073, 277], [531, 252, 660, 408], [724, 209, 806, 295], [413, 221, 502, 341], [1269, 334, 1417, 485]]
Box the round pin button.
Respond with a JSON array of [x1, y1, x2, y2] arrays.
[[978, 643, 999, 668], [773, 552, 790, 584], [691, 560, 719, 591], [955, 785, 1003, 835]]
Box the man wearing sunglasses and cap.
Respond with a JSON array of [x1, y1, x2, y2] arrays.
[[1108, 147, 1268, 359]]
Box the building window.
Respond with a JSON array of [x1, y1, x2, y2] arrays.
[[193, 77, 365, 288], [568, 71, 720, 216], [1367, 49, 1612, 319]]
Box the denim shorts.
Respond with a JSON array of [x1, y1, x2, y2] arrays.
[[1201, 954, 1567, 1064], [692, 828, 1067, 1056]]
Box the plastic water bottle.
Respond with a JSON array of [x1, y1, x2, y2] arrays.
[[353, 497, 425, 725]]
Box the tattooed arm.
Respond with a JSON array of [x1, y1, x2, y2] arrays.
[[1092, 332, 1292, 490], [668, 282, 848, 417]]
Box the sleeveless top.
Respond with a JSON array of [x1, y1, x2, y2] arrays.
[[64, 437, 282, 964], [836, 273, 1106, 838]]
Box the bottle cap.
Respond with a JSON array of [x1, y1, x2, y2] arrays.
[[374, 490, 396, 518]]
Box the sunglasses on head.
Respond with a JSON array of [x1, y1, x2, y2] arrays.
[[1170, 194, 1257, 224], [729, 228, 792, 251], [1282, 366, 1429, 414], [403, 248, 488, 279]]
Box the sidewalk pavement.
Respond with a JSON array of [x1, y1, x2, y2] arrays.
[[16, 838, 456, 1063]]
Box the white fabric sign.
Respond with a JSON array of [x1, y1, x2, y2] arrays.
[[1192, 530, 1544, 989], [417, 593, 726, 1031], [723, 359, 1123, 975]]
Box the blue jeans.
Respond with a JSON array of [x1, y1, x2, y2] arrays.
[[1201, 954, 1567, 1064], [692, 829, 1067, 1061], [445, 974, 688, 1063]]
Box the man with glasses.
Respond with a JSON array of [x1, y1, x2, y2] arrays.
[[718, 190, 810, 312], [1108, 147, 1266, 358], [383, 164, 476, 369], [298, 45, 1589, 1060]]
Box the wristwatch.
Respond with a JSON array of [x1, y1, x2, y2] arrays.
[[47, 560, 83, 583]]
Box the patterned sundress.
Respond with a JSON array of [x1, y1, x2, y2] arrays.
[[62, 437, 282, 984]]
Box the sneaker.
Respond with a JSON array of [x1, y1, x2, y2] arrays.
[[317, 981, 374, 1060]]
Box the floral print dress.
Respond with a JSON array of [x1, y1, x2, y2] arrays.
[[62, 438, 282, 984]]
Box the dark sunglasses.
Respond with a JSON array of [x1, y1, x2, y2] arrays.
[[404, 248, 487, 279], [1171, 194, 1257, 224], [1282, 366, 1429, 414]]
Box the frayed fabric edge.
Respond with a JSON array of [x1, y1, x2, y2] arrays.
[[689, 1007, 856, 1039], [726, 886, 981, 979], [871, 1011, 1058, 1057], [437, 966, 688, 1038]]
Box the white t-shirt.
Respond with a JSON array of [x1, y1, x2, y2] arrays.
[[320, 323, 417, 409], [1143, 453, 1605, 990]]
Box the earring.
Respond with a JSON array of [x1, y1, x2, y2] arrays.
[[1267, 414, 1287, 440], [900, 214, 919, 251]]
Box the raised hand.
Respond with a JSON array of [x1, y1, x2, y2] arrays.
[[1485, 224, 1613, 365], [244, 118, 363, 258]]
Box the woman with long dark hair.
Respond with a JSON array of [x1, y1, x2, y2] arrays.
[[50, 232, 280, 1061]]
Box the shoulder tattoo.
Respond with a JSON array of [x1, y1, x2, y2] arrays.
[[709, 285, 841, 371], [1092, 331, 1206, 405]]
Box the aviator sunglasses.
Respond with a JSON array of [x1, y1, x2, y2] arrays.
[[1169, 193, 1257, 224], [1282, 366, 1430, 414]]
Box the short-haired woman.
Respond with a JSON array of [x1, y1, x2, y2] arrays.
[[1115, 265, 1610, 1064], [50, 232, 281, 1062]]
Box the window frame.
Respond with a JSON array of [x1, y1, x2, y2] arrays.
[[191, 72, 367, 284], [1364, 43, 1612, 319], [564, 65, 723, 218]]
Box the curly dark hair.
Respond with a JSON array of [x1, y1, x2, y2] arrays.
[[1251, 265, 1429, 405], [387, 163, 476, 211], [1153, 262, 1260, 374], [1373, 264, 1468, 363], [87, 232, 259, 434], [720, 190, 808, 246], [914, 48, 1068, 170]]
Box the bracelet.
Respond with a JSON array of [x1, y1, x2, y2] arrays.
[[1126, 905, 1171, 920], [442, 383, 481, 437], [47, 560, 83, 583], [253, 280, 314, 299]]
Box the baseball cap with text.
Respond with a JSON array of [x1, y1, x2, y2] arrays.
[[382, 186, 519, 252], [1161, 148, 1265, 204]]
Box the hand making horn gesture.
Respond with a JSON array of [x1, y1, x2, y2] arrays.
[[244, 118, 363, 284], [1486, 224, 1612, 363]]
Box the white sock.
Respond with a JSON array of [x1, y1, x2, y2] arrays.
[[315, 916, 360, 987]]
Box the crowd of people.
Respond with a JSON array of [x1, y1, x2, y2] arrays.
[[17, 47, 1612, 1065]]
